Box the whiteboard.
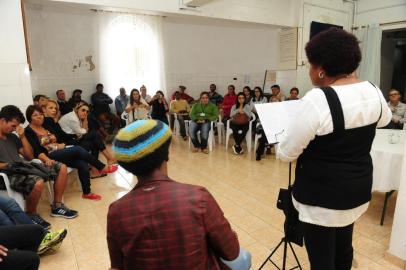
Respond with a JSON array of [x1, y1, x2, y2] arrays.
[[255, 101, 299, 144]]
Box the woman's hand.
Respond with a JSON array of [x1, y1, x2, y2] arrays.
[[0, 245, 8, 262], [45, 159, 56, 167]]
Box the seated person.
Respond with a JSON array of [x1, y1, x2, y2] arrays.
[[124, 89, 149, 124], [250, 86, 267, 113], [221, 85, 237, 124], [91, 83, 120, 134], [24, 105, 117, 201], [67, 89, 83, 110], [58, 103, 116, 165], [270, 84, 286, 102], [386, 89, 406, 129], [189, 92, 219, 154], [243, 86, 253, 103], [169, 91, 190, 140], [114, 88, 129, 125], [0, 224, 44, 270], [209, 84, 224, 106], [150, 91, 169, 125], [109, 119, 250, 270], [140, 85, 152, 104], [171, 85, 194, 103], [33, 95, 48, 108], [0, 195, 67, 255], [230, 92, 252, 155], [0, 105, 78, 229], [286, 87, 299, 101], [55, 90, 72, 116]]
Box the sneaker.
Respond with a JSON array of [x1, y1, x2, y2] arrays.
[[38, 229, 68, 255], [232, 145, 239, 155], [82, 193, 102, 201], [238, 146, 244, 154], [99, 164, 118, 174], [61, 203, 78, 215], [29, 214, 51, 230], [51, 204, 78, 219], [192, 148, 199, 153], [202, 148, 209, 154]]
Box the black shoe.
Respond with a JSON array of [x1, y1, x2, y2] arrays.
[[29, 214, 51, 230], [256, 152, 261, 161]]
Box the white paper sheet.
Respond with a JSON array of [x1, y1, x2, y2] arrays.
[[255, 101, 299, 144]]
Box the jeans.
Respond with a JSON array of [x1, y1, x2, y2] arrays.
[[189, 121, 210, 149], [303, 222, 354, 270], [77, 130, 106, 160], [221, 248, 252, 270], [170, 114, 189, 137], [230, 122, 249, 146], [0, 195, 33, 226], [0, 225, 44, 270], [49, 146, 105, 194]]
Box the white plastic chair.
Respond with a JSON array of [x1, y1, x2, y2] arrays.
[[253, 122, 261, 155], [0, 173, 25, 210], [121, 111, 130, 126], [225, 114, 256, 153], [185, 120, 215, 151], [216, 115, 224, 144], [170, 113, 181, 136]]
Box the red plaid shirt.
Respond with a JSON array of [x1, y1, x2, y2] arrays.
[[107, 177, 239, 270]]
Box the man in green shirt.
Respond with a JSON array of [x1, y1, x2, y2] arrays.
[[189, 92, 219, 153]]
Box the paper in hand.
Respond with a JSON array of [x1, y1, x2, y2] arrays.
[[255, 100, 299, 144]]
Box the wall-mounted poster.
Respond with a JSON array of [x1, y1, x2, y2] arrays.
[[278, 28, 298, 70]]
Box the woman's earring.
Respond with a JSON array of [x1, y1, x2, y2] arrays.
[[318, 71, 324, 79]]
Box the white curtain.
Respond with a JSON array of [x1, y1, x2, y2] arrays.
[[98, 12, 166, 99], [355, 24, 382, 86]]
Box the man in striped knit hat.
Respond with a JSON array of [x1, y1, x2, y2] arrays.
[[108, 119, 251, 270]]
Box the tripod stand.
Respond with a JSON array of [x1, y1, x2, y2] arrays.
[[258, 163, 302, 270]]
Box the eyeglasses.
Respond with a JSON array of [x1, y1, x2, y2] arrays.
[[80, 109, 89, 113]]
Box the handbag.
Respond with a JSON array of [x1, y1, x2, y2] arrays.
[[1, 162, 55, 181], [232, 113, 249, 125]]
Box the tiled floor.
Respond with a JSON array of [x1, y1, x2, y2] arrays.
[[38, 136, 402, 270]]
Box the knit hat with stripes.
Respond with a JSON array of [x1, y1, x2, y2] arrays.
[[113, 120, 172, 175]]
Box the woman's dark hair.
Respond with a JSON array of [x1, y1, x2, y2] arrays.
[[253, 87, 264, 101], [235, 92, 247, 107], [228, 85, 235, 91], [130, 89, 141, 105], [118, 139, 171, 177], [156, 90, 164, 97], [290, 87, 299, 94], [199, 91, 210, 100], [26, 105, 43, 123], [33, 94, 47, 102], [305, 28, 361, 77], [0, 105, 25, 124]]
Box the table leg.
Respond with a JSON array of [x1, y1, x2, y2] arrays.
[[380, 190, 395, 226]]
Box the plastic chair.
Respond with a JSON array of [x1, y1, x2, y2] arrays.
[[0, 173, 25, 210], [185, 120, 215, 151], [225, 114, 256, 153]]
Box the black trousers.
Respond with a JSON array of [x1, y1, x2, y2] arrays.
[[230, 122, 249, 146], [303, 222, 354, 270], [0, 225, 44, 270]]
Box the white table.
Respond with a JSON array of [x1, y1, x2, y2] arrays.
[[370, 129, 405, 225]]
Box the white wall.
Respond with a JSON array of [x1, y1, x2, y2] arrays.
[[46, 0, 296, 27], [26, 3, 282, 101], [27, 3, 98, 103], [0, 0, 33, 112], [356, 0, 406, 27], [163, 16, 279, 98]]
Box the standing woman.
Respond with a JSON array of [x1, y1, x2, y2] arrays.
[[150, 91, 169, 125], [277, 28, 392, 270], [124, 89, 150, 124], [229, 92, 252, 155]]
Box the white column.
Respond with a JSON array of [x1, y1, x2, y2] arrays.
[[0, 0, 33, 112]]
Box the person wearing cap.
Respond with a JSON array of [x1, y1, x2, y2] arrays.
[[108, 120, 251, 270], [171, 85, 194, 103], [68, 89, 83, 110]]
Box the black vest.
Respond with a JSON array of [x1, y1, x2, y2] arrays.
[[292, 86, 381, 210]]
